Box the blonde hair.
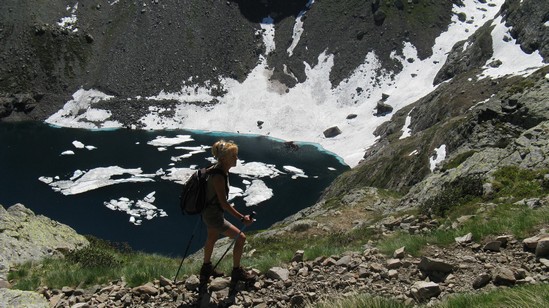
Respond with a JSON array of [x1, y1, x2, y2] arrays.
[[212, 140, 238, 160]]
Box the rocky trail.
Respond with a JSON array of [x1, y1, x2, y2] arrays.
[[38, 231, 549, 308], [3, 202, 546, 308]]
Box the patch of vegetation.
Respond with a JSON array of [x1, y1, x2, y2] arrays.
[[440, 150, 477, 171], [420, 175, 484, 216], [506, 79, 535, 95], [437, 284, 549, 308], [8, 235, 186, 290], [310, 284, 549, 308], [310, 293, 409, 308], [247, 226, 378, 272], [491, 166, 549, 200], [380, 166, 549, 256]]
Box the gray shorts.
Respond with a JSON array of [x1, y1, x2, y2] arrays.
[[202, 205, 232, 232]]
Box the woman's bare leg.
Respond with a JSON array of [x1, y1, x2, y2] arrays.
[[203, 227, 219, 264], [223, 224, 246, 268]]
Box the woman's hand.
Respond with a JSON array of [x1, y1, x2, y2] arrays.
[[241, 215, 253, 226]]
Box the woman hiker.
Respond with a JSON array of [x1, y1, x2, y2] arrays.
[[200, 140, 255, 285]]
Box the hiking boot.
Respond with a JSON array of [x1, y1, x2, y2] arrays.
[[200, 262, 224, 281], [230, 266, 255, 283]]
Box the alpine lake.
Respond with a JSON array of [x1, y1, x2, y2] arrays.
[[0, 121, 349, 257]]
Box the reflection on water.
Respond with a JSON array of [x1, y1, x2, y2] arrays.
[[0, 122, 348, 256]]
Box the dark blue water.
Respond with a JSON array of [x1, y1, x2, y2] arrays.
[[0, 121, 348, 257]]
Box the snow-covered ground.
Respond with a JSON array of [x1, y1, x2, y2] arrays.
[[46, 0, 547, 169]]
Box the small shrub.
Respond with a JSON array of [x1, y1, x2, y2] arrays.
[[420, 175, 484, 216], [66, 246, 121, 268]]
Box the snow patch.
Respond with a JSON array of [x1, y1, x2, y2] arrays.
[[400, 108, 414, 139], [287, 0, 315, 57], [260, 17, 275, 55], [479, 15, 546, 79], [58, 3, 79, 32], [429, 145, 447, 172]]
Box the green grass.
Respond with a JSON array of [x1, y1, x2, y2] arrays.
[[8, 236, 195, 290], [310, 293, 409, 308], [438, 284, 549, 308], [492, 166, 549, 200], [309, 284, 549, 308], [378, 202, 549, 256]]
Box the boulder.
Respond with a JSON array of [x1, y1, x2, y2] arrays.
[[266, 267, 290, 281], [323, 126, 342, 138], [132, 283, 159, 296], [0, 204, 89, 279], [455, 233, 473, 244], [411, 281, 441, 301], [386, 259, 402, 269], [335, 255, 352, 267], [375, 101, 393, 116], [393, 246, 406, 259], [535, 237, 549, 258], [523, 235, 540, 250], [418, 257, 454, 273], [483, 241, 502, 252], [291, 250, 305, 263], [185, 275, 200, 291], [472, 273, 492, 289], [209, 277, 230, 291], [493, 267, 516, 286]]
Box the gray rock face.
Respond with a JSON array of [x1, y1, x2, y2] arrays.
[[502, 0, 549, 61], [434, 20, 494, 85], [0, 203, 89, 280], [400, 70, 549, 211], [0, 289, 49, 308]]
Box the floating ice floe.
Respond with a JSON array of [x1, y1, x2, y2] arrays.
[[283, 165, 308, 179], [72, 140, 85, 148], [147, 135, 194, 147], [171, 146, 208, 161], [232, 161, 283, 179], [104, 192, 168, 226], [41, 166, 156, 195], [61, 150, 75, 155], [242, 180, 273, 206]]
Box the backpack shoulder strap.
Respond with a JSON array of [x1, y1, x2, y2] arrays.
[[205, 167, 229, 199]]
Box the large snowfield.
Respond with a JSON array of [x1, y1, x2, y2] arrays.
[[46, 0, 546, 168]]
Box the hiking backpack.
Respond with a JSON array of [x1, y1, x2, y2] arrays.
[[179, 167, 225, 215]]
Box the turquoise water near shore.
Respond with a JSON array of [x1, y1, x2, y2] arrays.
[[0, 121, 348, 256]]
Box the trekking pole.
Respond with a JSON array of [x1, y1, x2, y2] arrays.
[[211, 211, 257, 275], [174, 217, 202, 284]]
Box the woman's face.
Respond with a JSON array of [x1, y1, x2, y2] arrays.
[[223, 149, 238, 168]]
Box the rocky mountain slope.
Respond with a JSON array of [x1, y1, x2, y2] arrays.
[[0, 0, 460, 121]]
